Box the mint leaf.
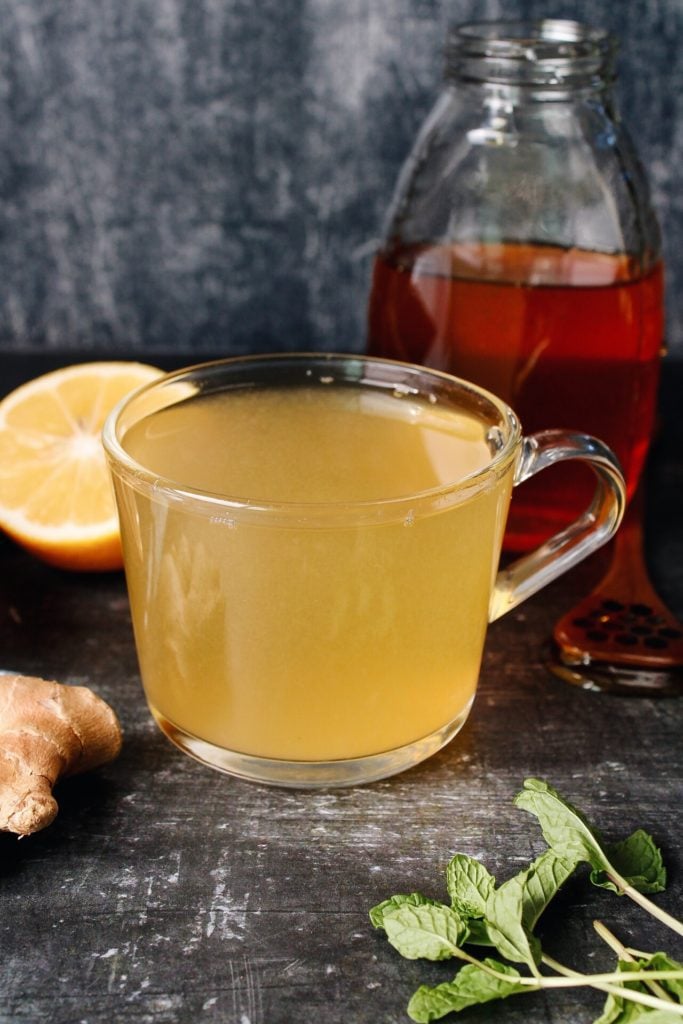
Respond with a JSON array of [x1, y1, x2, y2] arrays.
[[370, 893, 445, 930], [596, 1004, 682, 1024], [485, 870, 542, 968], [462, 918, 494, 946], [446, 854, 495, 918], [513, 778, 612, 872], [646, 952, 683, 1000], [591, 830, 667, 895], [407, 959, 527, 1022], [594, 986, 651, 1024], [383, 903, 468, 961], [513, 847, 580, 930]]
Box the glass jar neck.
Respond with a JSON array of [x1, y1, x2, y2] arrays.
[[446, 19, 616, 96]]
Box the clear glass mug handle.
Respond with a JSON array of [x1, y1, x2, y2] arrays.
[[489, 430, 626, 622]]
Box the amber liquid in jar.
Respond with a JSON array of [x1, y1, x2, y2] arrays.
[[368, 241, 664, 551]]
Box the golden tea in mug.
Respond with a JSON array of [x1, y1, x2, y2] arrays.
[[119, 383, 508, 763]]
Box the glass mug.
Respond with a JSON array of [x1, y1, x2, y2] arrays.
[[103, 354, 624, 787]]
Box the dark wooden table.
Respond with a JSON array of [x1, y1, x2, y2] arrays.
[[1, 352, 681, 1024]]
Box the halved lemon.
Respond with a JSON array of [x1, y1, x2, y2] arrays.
[[0, 361, 163, 571]]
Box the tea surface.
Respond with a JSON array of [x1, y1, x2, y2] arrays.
[[123, 383, 492, 503]]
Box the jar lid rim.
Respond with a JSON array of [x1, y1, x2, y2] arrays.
[[446, 19, 616, 86], [452, 19, 614, 50]]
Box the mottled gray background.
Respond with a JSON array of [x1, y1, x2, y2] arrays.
[[0, 0, 681, 357]]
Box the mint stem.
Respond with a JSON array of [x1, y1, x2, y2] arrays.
[[607, 871, 683, 938], [589, 983, 683, 1016], [627, 946, 657, 959]]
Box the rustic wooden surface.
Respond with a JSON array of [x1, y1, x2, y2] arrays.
[[0, 354, 681, 1024]]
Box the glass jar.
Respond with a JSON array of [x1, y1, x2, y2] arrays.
[[367, 19, 664, 551]]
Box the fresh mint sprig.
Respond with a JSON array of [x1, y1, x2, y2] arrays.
[[370, 778, 683, 1022]]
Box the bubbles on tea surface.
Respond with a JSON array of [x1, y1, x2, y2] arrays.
[[403, 510, 415, 527]]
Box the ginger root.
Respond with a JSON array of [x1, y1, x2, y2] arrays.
[[0, 673, 122, 836]]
